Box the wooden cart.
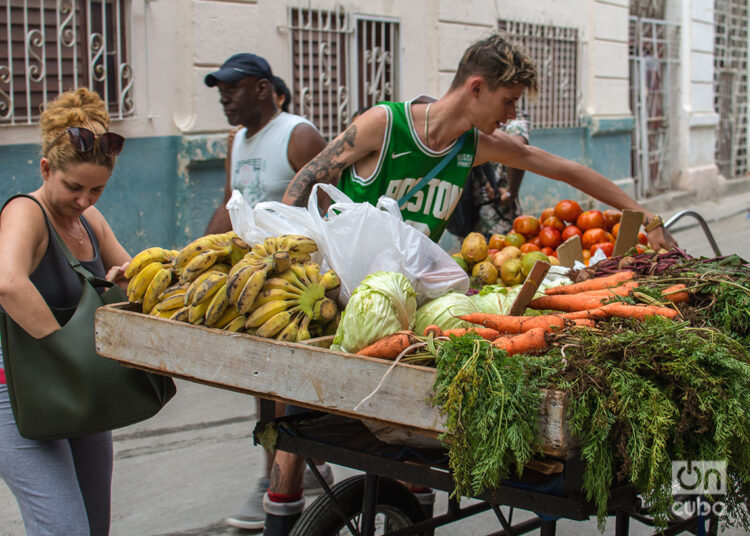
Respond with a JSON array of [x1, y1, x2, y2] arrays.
[[95, 304, 715, 536]]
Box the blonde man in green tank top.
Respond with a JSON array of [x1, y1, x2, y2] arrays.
[[268, 32, 677, 534]]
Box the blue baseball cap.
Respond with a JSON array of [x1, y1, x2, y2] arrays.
[[205, 53, 273, 87]]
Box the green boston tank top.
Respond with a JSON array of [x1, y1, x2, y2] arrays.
[[338, 99, 478, 242]]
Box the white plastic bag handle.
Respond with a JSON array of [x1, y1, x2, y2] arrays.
[[376, 196, 404, 221]]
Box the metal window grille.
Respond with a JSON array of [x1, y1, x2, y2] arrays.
[[0, 0, 133, 126], [714, 0, 749, 178], [497, 20, 579, 129], [629, 16, 680, 198], [288, 6, 398, 140]]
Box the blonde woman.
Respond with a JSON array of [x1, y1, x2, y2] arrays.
[[0, 88, 130, 535]]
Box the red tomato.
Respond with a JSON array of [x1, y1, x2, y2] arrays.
[[602, 209, 622, 230], [541, 215, 565, 232], [590, 242, 614, 257], [539, 226, 563, 249], [635, 244, 647, 254], [541, 246, 555, 256], [554, 199, 583, 223], [576, 210, 605, 231], [513, 215, 541, 238], [604, 232, 615, 243], [581, 228, 608, 249], [638, 231, 648, 245], [529, 236, 543, 247], [520, 243, 541, 253], [611, 222, 620, 238], [549, 250, 558, 259], [561, 225, 582, 242], [540, 207, 556, 223], [488, 234, 505, 250]]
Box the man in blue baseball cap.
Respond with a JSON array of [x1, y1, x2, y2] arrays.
[[203, 53, 329, 533]]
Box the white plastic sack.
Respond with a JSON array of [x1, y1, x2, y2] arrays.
[[307, 184, 469, 304]]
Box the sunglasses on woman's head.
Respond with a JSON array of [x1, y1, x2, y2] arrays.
[[45, 127, 125, 157]]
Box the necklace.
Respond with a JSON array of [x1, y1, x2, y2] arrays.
[[424, 103, 432, 145], [62, 218, 85, 245]]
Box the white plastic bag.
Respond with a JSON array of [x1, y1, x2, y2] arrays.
[[307, 184, 469, 304]]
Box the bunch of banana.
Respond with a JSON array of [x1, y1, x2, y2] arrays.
[[127, 261, 175, 314], [245, 261, 341, 342], [226, 235, 319, 315], [174, 232, 249, 285], [149, 284, 188, 318]]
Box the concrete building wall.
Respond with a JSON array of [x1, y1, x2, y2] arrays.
[[1, 0, 726, 253]]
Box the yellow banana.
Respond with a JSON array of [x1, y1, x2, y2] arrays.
[[237, 269, 269, 314], [169, 306, 190, 322], [205, 283, 230, 326], [125, 247, 175, 279], [174, 235, 224, 272], [287, 235, 318, 254], [153, 309, 175, 319], [188, 302, 208, 324], [156, 292, 187, 312], [251, 243, 270, 258], [255, 310, 292, 338], [246, 299, 295, 328], [263, 236, 280, 254], [320, 270, 341, 291], [223, 315, 246, 332], [190, 272, 227, 307], [211, 304, 241, 329], [250, 288, 300, 309], [278, 269, 307, 290], [142, 267, 174, 314], [227, 263, 262, 304], [296, 315, 312, 342], [184, 269, 225, 305], [289, 265, 311, 286], [288, 251, 312, 264], [264, 277, 304, 295], [127, 261, 164, 304], [179, 249, 227, 284], [158, 284, 186, 301], [276, 315, 300, 342], [304, 262, 321, 284], [312, 297, 338, 322]]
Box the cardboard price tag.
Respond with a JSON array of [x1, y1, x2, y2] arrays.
[[613, 210, 644, 257], [556, 235, 584, 268], [509, 260, 551, 316]]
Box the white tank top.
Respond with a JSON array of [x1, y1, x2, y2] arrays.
[[230, 112, 314, 206]]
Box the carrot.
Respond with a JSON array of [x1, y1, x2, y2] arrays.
[[528, 294, 608, 312], [459, 313, 567, 334], [442, 327, 501, 340], [599, 303, 678, 320], [356, 331, 417, 360], [661, 284, 689, 304], [423, 324, 443, 337], [544, 271, 636, 295], [572, 280, 640, 298], [571, 319, 597, 328], [558, 310, 610, 320], [492, 327, 549, 355]]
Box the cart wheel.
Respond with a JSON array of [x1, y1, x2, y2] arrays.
[[289, 475, 428, 536]]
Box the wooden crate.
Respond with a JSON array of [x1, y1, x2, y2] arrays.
[[95, 304, 574, 458]]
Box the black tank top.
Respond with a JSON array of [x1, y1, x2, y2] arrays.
[[7, 195, 107, 310]]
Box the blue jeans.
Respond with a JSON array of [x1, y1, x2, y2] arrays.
[[0, 383, 113, 535]]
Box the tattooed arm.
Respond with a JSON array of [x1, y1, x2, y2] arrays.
[[281, 106, 387, 207]]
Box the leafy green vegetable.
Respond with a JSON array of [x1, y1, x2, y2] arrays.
[[414, 292, 479, 335], [331, 271, 416, 353]]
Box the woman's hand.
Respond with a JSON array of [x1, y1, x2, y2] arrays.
[[106, 261, 130, 291]]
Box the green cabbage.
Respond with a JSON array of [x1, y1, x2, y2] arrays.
[[331, 271, 417, 354], [414, 292, 479, 336], [470, 285, 518, 315]]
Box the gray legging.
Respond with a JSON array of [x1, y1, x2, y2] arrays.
[[0, 383, 113, 536]]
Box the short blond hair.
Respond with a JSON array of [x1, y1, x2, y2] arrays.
[[450, 32, 538, 95], [40, 88, 115, 171]]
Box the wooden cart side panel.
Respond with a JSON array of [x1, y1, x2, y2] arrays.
[[94, 305, 572, 457], [95, 306, 443, 435]]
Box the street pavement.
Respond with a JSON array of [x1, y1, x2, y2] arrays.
[[1, 185, 749, 536]]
